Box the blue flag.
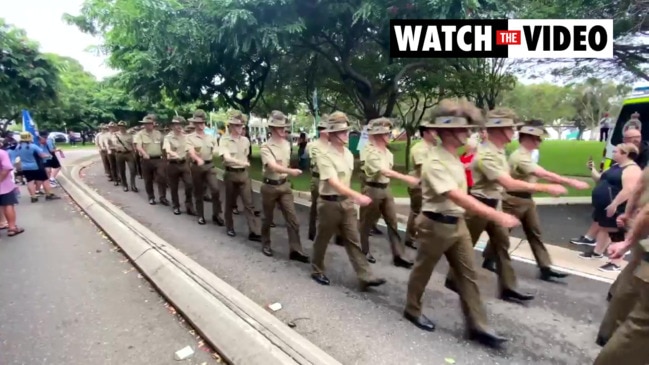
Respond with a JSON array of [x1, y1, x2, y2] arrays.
[[22, 110, 39, 141]]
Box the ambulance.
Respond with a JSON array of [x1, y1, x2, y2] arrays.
[[601, 85, 649, 170]]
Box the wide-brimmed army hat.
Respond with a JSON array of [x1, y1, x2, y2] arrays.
[[228, 110, 247, 126], [107, 121, 118, 128], [171, 116, 186, 124], [317, 115, 329, 130], [117, 121, 127, 127], [99, 124, 108, 130], [267, 110, 290, 128], [483, 118, 523, 128], [483, 108, 523, 128], [188, 109, 208, 123], [367, 117, 393, 135], [139, 117, 154, 124], [324, 111, 351, 133], [518, 121, 548, 138], [420, 116, 480, 129]]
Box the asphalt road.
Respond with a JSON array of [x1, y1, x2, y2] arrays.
[[396, 202, 594, 252], [0, 186, 218, 365], [81, 161, 611, 365]]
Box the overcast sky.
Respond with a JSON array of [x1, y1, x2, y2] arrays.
[[2, 0, 117, 80]]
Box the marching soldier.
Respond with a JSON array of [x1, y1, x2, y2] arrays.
[[404, 99, 512, 348], [481, 120, 588, 281], [594, 196, 649, 364], [258, 111, 308, 262], [219, 111, 261, 242], [133, 125, 143, 179], [96, 124, 111, 179], [104, 122, 119, 184], [444, 108, 567, 303], [359, 141, 383, 237], [112, 121, 138, 192], [134, 116, 169, 206], [310, 111, 386, 290], [186, 109, 223, 226], [163, 116, 194, 215], [359, 117, 415, 268], [405, 125, 437, 249], [596, 165, 649, 346], [307, 117, 329, 241]]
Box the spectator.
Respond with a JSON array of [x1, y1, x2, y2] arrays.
[[599, 113, 611, 142], [10, 132, 60, 203], [460, 138, 478, 191], [297, 132, 308, 171], [580, 143, 642, 272], [38, 131, 64, 187], [621, 125, 648, 169], [0, 148, 22, 236]]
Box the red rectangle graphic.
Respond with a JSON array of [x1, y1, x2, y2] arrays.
[[496, 30, 521, 45]]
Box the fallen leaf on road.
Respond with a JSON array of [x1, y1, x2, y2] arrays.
[[268, 302, 282, 312], [445, 358, 455, 364], [173, 346, 194, 361], [122, 268, 135, 274]]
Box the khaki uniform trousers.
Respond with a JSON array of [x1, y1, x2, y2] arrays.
[[308, 175, 319, 238], [311, 198, 373, 282], [115, 151, 137, 189], [224, 169, 259, 234], [260, 181, 302, 252], [360, 185, 406, 258], [406, 185, 422, 242], [447, 200, 518, 293], [107, 150, 119, 182], [483, 195, 552, 269], [597, 244, 645, 342], [594, 259, 649, 365], [190, 162, 221, 219], [100, 150, 111, 177], [166, 160, 193, 209], [406, 213, 489, 331], [141, 157, 167, 200], [135, 153, 143, 177]]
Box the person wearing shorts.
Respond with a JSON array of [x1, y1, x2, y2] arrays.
[[581, 143, 642, 272], [38, 132, 63, 186], [0, 148, 23, 236], [10, 132, 60, 203]]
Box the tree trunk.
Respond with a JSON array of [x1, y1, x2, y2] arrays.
[[405, 132, 412, 171]]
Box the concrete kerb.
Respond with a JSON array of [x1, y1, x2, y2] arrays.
[[58, 159, 342, 365]]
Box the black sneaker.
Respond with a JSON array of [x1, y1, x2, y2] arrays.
[[598, 262, 622, 272], [579, 251, 604, 259], [570, 236, 596, 246]]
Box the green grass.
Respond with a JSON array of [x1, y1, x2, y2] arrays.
[[214, 140, 602, 198]]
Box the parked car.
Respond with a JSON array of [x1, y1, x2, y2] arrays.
[[48, 132, 68, 143]]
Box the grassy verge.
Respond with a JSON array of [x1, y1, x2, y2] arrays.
[[214, 139, 600, 198]]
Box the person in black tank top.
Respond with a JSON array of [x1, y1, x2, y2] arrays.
[[581, 143, 642, 272]]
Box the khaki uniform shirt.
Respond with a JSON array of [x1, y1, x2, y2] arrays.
[[362, 142, 393, 184], [219, 135, 250, 168], [421, 146, 467, 217], [470, 140, 509, 200], [508, 147, 538, 184], [134, 129, 164, 157], [186, 132, 218, 162], [112, 131, 134, 152], [307, 139, 328, 173], [95, 132, 105, 150], [317, 145, 355, 195], [102, 132, 116, 150], [409, 140, 436, 177], [260, 138, 290, 180], [163, 132, 188, 161]]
